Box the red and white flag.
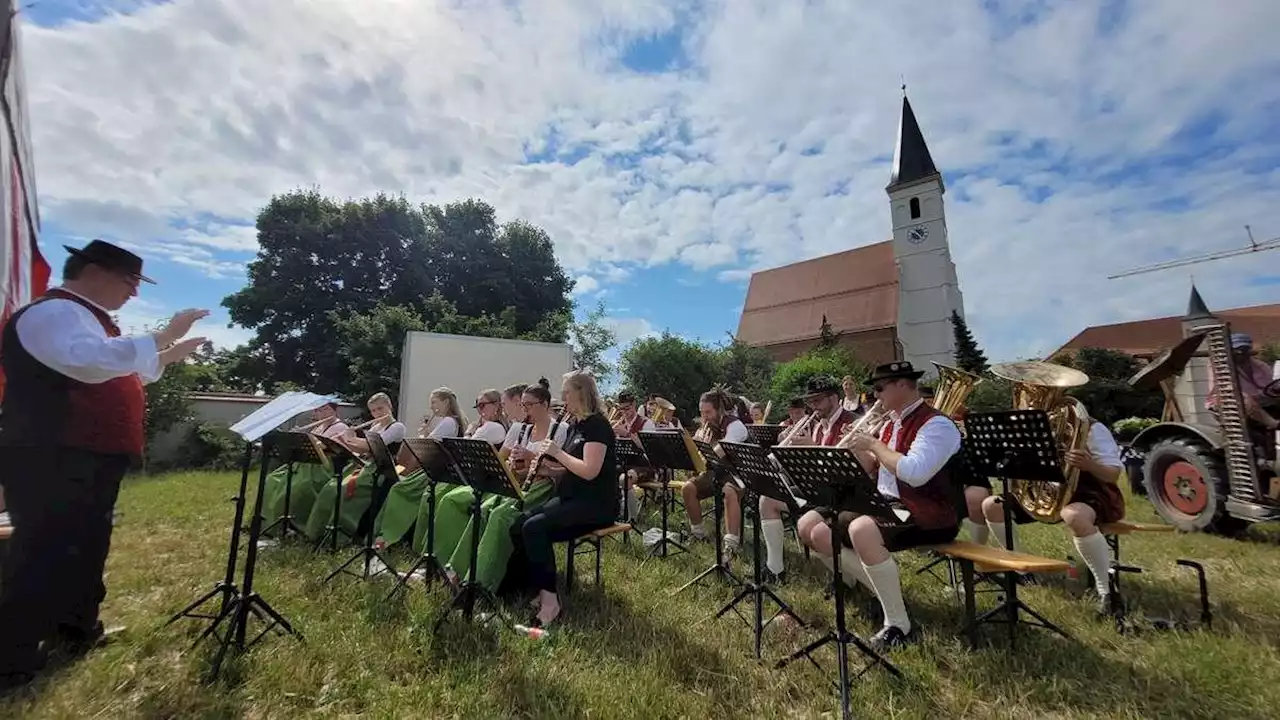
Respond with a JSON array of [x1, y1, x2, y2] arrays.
[[0, 5, 51, 401]]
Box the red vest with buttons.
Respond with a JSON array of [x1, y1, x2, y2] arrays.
[[628, 414, 646, 435], [813, 408, 857, 446], [0, 289, 147, 461], [879, 403, 959, 530]]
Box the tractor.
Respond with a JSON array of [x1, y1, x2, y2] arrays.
[[1127, 320, 1280, 535]]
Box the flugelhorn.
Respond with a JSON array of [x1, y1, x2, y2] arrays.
[[776, 411, 815, 446], [834, 400, 890, 448], [990, 361, 1091, 524]]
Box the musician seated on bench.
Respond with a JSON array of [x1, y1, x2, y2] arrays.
[[613, 391, 655, 522], [762, 377, 857, 585], [799, 362, 962, 650], [977, 414, 1126, 614], [681, 387, 750, 555]]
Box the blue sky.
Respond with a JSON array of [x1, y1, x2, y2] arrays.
[[19, 0, 1280, 365]]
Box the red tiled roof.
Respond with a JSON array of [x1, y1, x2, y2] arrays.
[[1053, 303, 1280, 358], [737, 241, 898, 348]]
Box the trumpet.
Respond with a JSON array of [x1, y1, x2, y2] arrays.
[[776, 412, 815, 446], [834, 400, 889, 448]]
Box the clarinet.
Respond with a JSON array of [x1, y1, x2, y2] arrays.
[[522, 415, 564, 492]]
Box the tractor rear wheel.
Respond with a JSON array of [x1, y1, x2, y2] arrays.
[[1142, 436, 1241, 534]]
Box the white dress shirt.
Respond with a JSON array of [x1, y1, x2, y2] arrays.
[[470, 419, 508, 446], [722, 418, 749, 443], [426, 417, 459, 440], [503, 421, 569, 451], [320, 420, 350, 440], [877, 399, 963, 499], [15, 288, 161, 385], [373, 421, 407, 445], [1087, 421, 1123, 469]]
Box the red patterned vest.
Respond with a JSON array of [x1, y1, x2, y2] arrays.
[[813, 408, 857, 446], [627, 413, 646, 435], [878, 403, 959, 530], [0, 289, 147, 461]]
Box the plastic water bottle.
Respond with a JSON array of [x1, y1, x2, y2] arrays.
[[513, 624, 547, 640]]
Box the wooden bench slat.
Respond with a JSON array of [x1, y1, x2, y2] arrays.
[[1100, 521, 1173, 535], [582, 523, 631, 540], [931, 540, 1070, 574], [637, 480, 687, 491], [0, 526, 13, 541]]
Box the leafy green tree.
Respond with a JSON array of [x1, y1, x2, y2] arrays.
[[330, 304, 429, 403], [950, 310, 989, 374], [769, 346, 868, 409], [818, 314, 840, 349], [1046, 348, 1162, 425], [223, 191, 573, 394], [715, 336, 776, 405], [618, 333, 721, 425], [570, 301, 617, 382]]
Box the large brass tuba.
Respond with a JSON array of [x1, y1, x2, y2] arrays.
[[649, 396, 676, 425], [990, 361, 1092, 523], [931, 361, 983, 420]]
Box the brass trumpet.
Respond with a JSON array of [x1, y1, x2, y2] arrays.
[[833, 400, 890, 448], [776, 411, 816, 446]]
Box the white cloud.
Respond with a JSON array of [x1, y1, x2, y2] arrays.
[[23, 0, 1280, 362], [115, 297, 253, 351], [571, 274, 600, 296]]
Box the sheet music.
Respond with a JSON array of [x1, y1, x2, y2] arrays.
[[229, 391, 343, 442]]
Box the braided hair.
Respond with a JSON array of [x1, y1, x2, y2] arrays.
[[698, 385, 738, 441]]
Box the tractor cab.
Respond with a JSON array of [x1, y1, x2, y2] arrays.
[[1127, 320, 1280, 534]]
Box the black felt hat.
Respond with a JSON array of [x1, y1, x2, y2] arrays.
[[868, 361, 925, 384], [803, 375, 841, 397], [64, 239, 155, 284]]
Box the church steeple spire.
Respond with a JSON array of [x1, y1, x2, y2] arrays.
[[887, 93, 941, 193], [1185, 283, 1213, 319]]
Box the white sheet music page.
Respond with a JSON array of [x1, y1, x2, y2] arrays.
[[229, 391, 341, 442]]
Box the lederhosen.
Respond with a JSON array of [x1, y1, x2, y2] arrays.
[[1066, 424, 1126, 524], [836, 404, 961, 551]]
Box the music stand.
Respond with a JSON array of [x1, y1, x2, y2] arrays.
[[175, 434, 302, 680], [616, 438, 650, 525], [674, 438, 744, 594], [311, 435, 363, 552], [261, 432, 329, 541], [433, 437, 522, 631], [745, 424, 785, 448], [324, 433, 400, 583], [963, 410, 1072, 647], [716, 441, 808, 658], [386, 438, 457, 599], [636, 430, 701, 559], [770, 445, 904, 718]]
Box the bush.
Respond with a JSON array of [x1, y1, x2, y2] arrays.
[[174, 422, 249, 471], [1112, 417, 1159, 443], [769, 346, 868, 408]]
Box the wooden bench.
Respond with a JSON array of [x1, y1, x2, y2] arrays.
[[1086, 521, 1174, 593], [565, 523, 632, 595], [928, 540, 1072, 647]]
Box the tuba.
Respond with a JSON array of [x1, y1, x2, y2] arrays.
[[931, 362, 983, 421], [990, 361, 1092, 523], [650, 397, 676, 426]]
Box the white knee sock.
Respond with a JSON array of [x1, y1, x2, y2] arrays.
[[964, 518, 989, 546], [988, 521, 1011, 551], [862, 558, 911, 633], [838, 548, 872, 590], [1073, 532, 1112, 596], [762, 519, 786, 574], [625, 488, 638, 521]]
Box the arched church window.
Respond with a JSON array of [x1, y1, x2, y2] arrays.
[[909, 197, 921, 219]]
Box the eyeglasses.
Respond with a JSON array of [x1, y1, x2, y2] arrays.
[[519, 400, 546, 408], [474, 400, 495, 409]]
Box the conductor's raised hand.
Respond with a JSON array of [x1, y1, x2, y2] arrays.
[[159, 336, 208, 366], [157, 308, 210, 347]]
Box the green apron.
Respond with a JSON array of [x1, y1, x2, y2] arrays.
[[261, 462, 331, 535], [449, 480, 555, 592], [304, 463, 378, 543], [371, 469, 427, 545]]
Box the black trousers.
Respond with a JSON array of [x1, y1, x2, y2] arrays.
[[0, 446, 128, 675], [509, 497, 614, 593]]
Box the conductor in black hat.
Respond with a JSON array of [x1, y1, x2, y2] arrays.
[[0, 240, 209, 690]]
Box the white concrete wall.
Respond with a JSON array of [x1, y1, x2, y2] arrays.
[[1178, 318, 1218, 428], [398, 332, 575, 431], [889, 178, 963, 377]]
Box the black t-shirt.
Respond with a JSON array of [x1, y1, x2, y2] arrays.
[[558, 412, 619, 515]]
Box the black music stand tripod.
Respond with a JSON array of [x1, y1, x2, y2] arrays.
[[386, 438, 456, 600], [311, 434, 362, 553], [716, 441, 807, 658], [433, 437, 518, 632], [674, 438, 744, 594], [615, 437, 650, 527], [636, 431, 698, 560], [964, 410, 1072, 648], [771, 445, 903, 720], [324, 433, 399, 584], [170, 433, 301, 681], [260, 432, 328, 541]]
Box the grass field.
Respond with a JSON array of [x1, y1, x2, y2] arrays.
[[4, 470, 1280, 719]]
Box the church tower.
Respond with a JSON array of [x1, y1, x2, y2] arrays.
[[886, 92, 965, 376]]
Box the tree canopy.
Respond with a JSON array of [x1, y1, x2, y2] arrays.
[[221, 191, 574, 398]]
